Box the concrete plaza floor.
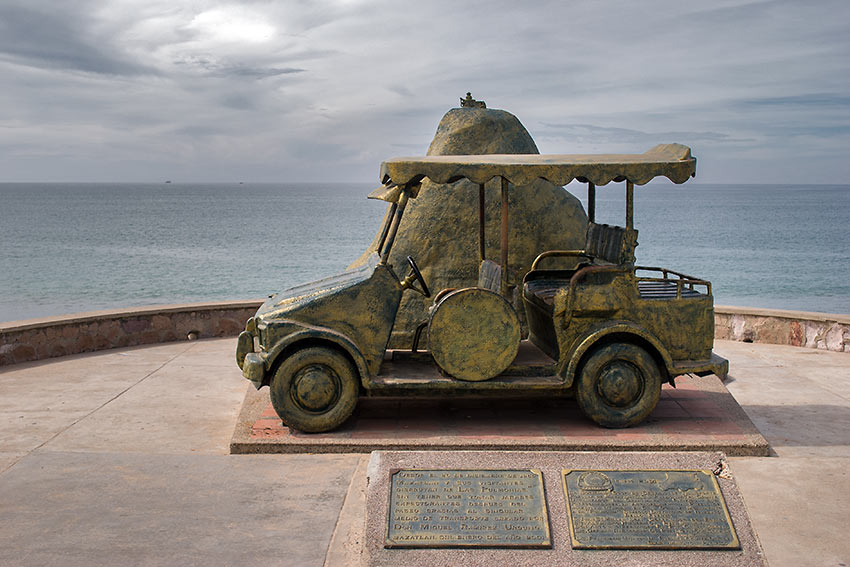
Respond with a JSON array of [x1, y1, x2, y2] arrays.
[[1, 338, 848, 566]]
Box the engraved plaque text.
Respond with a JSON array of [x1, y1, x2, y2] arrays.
[[562, 469, 740, 549], [386, 469, 551, 548]]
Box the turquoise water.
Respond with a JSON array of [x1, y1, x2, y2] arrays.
[[1, 182, 848, 322]]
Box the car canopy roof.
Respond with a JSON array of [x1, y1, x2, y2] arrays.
[[375, 143, 695, 199]]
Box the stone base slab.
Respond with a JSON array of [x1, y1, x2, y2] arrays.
[[363, 450, 767, 567], [230, 375, 769, 456]]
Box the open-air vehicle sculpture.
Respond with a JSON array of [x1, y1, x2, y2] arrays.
[[236, 143, 728, 432]]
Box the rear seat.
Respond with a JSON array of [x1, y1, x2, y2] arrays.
[[523, 223, 636, 314]]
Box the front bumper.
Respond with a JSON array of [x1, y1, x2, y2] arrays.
[[242, 352, 266, 388], [236, 329, 266, 389], [671, 352, 729, 379], [236, 330, 252, 369]]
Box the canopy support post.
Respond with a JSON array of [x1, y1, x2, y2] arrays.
[[478, 183, 486, 262], [376, 202, 398, 256], [626, 180, 634, 230], [381, 190, 409, 264], [587, 182, 596, 223], [500, 177, 509, 295]]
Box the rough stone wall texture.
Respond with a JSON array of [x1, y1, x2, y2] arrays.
[[0, 301, 262, 366], [714, 306, 850, 352]]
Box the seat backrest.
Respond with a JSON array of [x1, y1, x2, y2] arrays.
[[585, 223, 637, 265], [478, 259, 502, 292]]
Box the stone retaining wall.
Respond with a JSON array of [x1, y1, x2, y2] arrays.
[[0, 300, 263, 366], [1, 302, 847, 367], [714, 305, 850, 352]]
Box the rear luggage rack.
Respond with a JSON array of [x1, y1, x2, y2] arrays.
[[636, 266, 711, 299]]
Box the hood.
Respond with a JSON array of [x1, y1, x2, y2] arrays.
[[257, 253, 380, 319]]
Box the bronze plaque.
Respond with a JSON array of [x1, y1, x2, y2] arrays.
[[385, 469, 551, 548], [562, 469, 740, 549]]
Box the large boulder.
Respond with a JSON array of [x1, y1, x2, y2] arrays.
[[427, 107, 539, 155], [352, 105, 588, 348]]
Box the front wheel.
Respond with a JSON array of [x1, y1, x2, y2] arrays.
[[576, 343, 661, 428], [269, 347, 359, 433]]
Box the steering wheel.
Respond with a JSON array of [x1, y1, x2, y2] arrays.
[[405, 256, 431, 297]]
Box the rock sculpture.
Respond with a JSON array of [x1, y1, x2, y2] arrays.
[[351, 101, 588, 347]]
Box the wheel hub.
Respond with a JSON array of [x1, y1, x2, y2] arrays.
[[597, 361, 643, 408], [292, 364, 339, 412]]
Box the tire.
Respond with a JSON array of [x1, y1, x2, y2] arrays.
[[576, 343, 661, 428], [269, 347, 359, 433]]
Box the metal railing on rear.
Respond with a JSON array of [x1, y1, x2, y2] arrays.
[[635, 266, 712, 299]]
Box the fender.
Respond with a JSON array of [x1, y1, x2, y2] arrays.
[[561, 321, 673, 387], [265, 323, 371, 389]]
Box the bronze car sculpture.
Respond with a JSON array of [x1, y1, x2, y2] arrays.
[[236, 143, 728, 432]]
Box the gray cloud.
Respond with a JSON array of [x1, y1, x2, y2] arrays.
[[172, 56, 305, 78], [736, 94, 850, 109], [219, 93, 256, 111], [0, 4, 154, 75], [0, 0, 848, 183], [387, 86, 415, 98], [228, 66, 304, 78], [537, 123, 753, 145]]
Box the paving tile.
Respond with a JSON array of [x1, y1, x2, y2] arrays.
[[0, 452, 26, 474], [0, 408, 94, 453], [0, 451, 358, 567], [41, 342, 247, 455], [730, 456, 850, 567]]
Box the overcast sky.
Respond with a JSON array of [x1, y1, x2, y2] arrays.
[[1, 0, 848, 183]]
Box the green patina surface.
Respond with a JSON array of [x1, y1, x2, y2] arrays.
[[380, 143, 696, 188], [429, 287, 521, 382], [236, 99, 727, 433], [351, 105, 588, 348]]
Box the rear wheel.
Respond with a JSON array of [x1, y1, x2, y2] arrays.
[[269, 347, 359, 433], [576, 343, 661, 428]]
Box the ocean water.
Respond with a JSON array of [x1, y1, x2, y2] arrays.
[[1, 182, 848, 323]]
